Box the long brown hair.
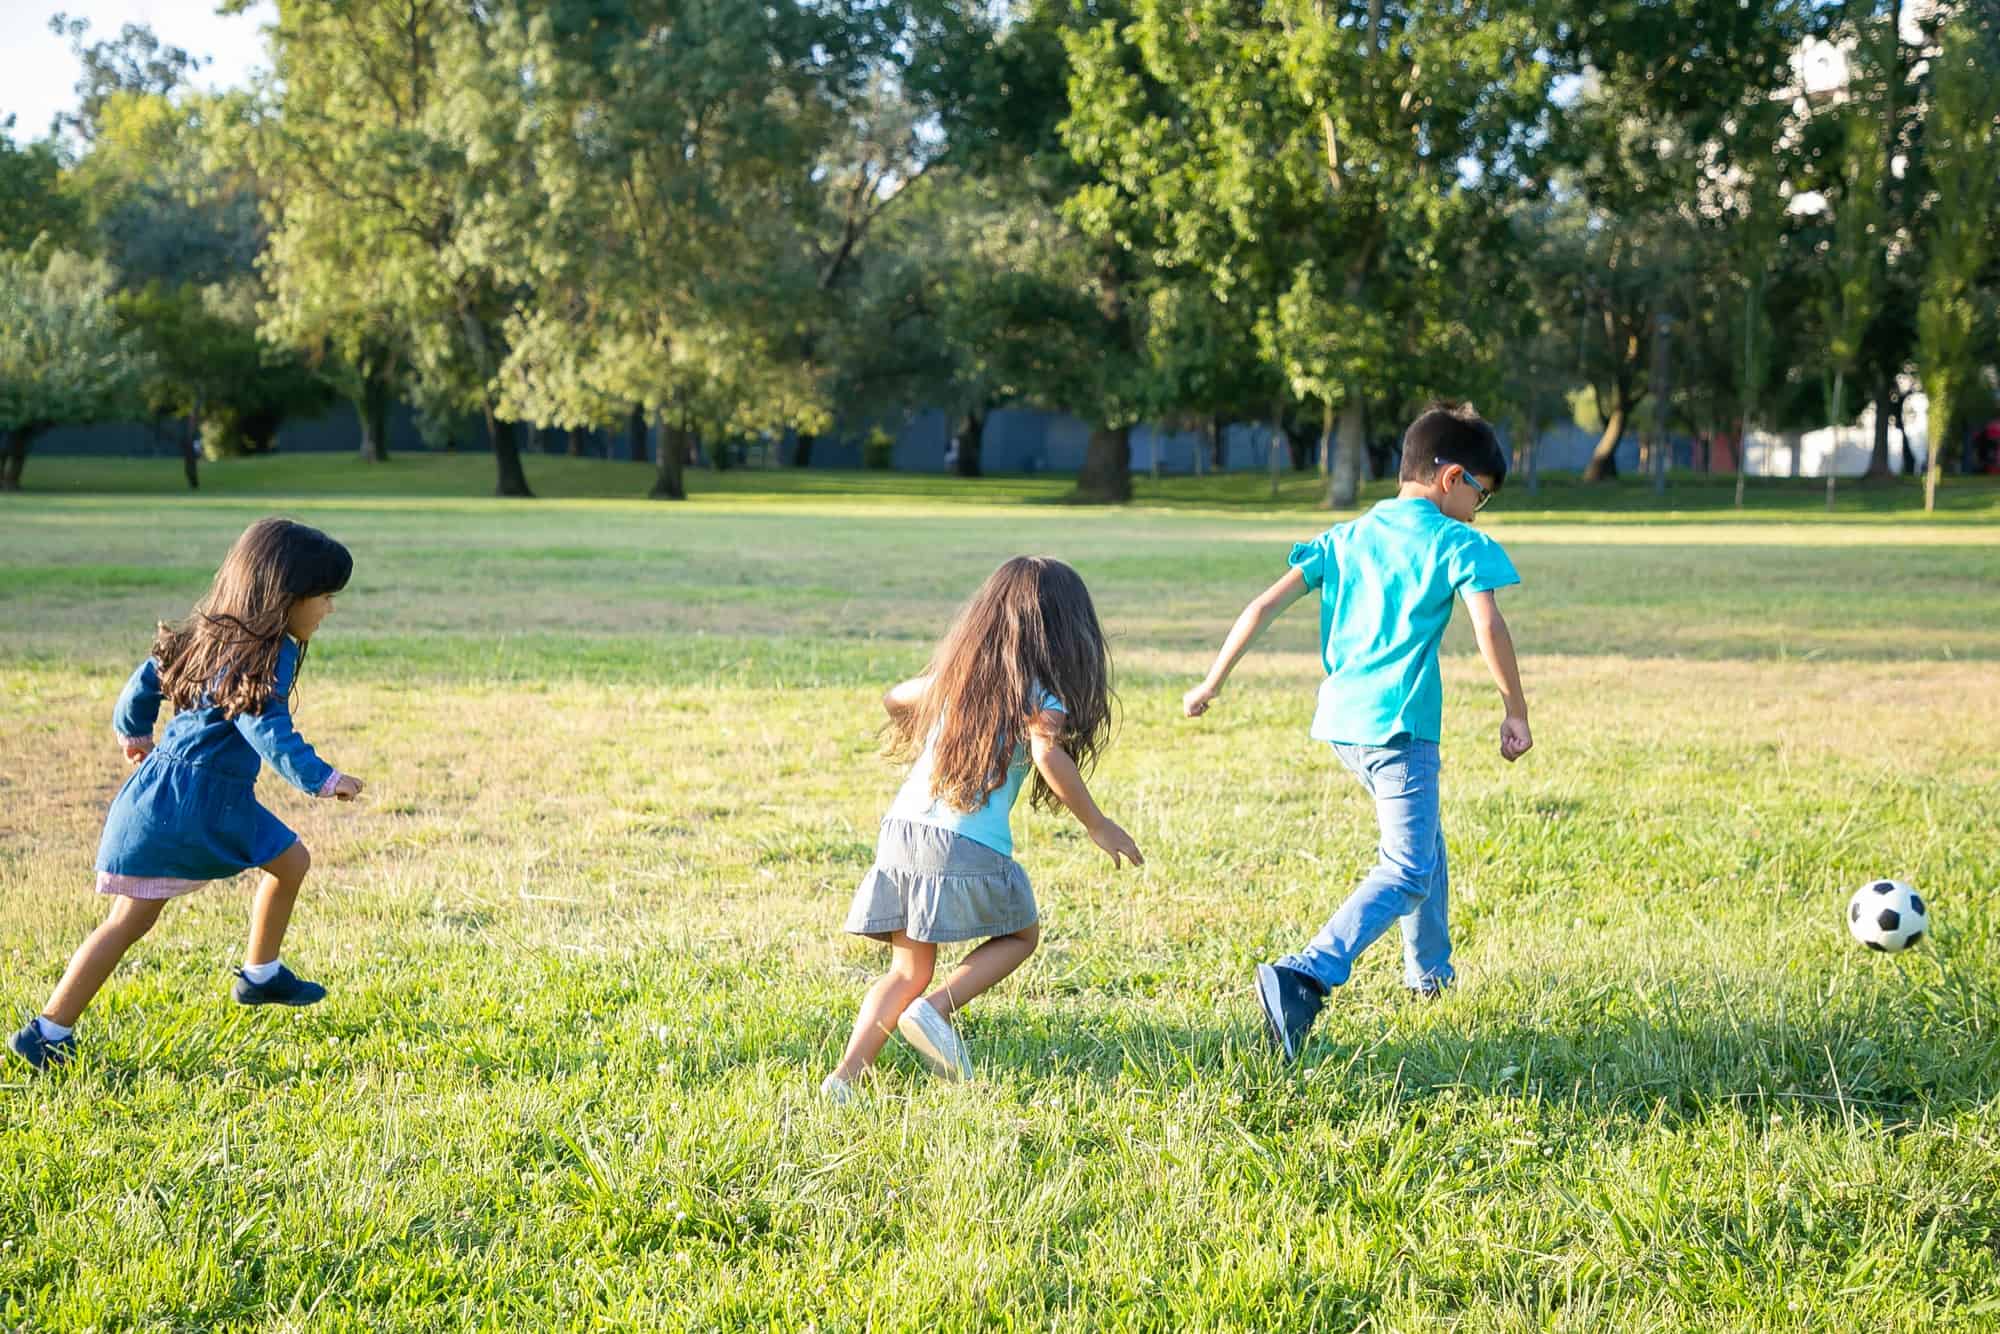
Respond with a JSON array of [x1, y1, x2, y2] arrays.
[[890, 556, 1113, 813], [153, 518, 353, 719]]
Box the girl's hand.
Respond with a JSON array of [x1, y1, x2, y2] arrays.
[[1182, 681, 1220, 718], [1088, 819, 1144, 869], [1500, 716, 1533, 762], [331, 774, 366, 801], [122, 737, 154, 765]]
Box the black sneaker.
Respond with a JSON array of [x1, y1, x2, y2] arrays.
[[233, 965, 326, 1007], [1255, 963, 1325, 1063], [9, 1018, 75, 1071]]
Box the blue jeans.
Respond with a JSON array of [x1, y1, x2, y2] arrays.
[[1278, 737, 1453, 992]]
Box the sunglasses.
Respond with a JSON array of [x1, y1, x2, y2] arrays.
[[1435, 458, 1493, 512]]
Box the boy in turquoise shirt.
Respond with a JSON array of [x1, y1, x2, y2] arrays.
[[1183, 402, 1533, 1060]]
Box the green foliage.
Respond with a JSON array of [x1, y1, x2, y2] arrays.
[[0, 244, 146, 434], [1915, 10, 2000, 508], [116, 279, 334, 456], [0, 129, 81, 253]]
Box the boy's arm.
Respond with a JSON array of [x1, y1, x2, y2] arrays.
[[1029, 715, 1143, 868], [1464, 590, 1532, 762], [1183, 566, 1311, 717]]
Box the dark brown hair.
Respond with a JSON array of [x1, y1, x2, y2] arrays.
[[154, 518, 352, 719], [889, 556, 1112, 813], [1399, 399, 1509, 488]]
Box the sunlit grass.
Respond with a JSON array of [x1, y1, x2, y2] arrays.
[[1, 467, 1996, 1328]]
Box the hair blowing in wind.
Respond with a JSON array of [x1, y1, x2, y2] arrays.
[[153, 519, 353, 720], [891, 557, 1113, 813]]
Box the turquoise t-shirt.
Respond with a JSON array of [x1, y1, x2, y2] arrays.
[[1289, 497, 1520, 745], [885, 689, 1066, 856]]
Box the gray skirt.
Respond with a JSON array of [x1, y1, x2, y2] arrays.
[[843, 818, 1039, 943]]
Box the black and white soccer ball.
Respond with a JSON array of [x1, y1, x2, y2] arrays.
[[1846, 879, 1929, 953]]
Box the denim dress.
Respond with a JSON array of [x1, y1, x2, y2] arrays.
[[96, 637, 342, 899]]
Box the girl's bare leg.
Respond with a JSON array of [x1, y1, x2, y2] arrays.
[[832, 931, 936, 1082], [925, 924, 1039, 1021], [245, 841, 311, 967], [42, 894, 168, 1027]]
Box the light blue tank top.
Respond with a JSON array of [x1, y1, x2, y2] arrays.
[[884, 689, 1065, 856]]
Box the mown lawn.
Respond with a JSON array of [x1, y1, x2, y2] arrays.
[[2, 460, 1996, 1329]]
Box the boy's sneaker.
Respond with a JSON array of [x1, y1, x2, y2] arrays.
[[9, 1018, 75, 1072], [1405, 978, 1451, 1003], [820, 1072, 858, 1105], [233, 964, 326, 1007], [896, 998, 972, 1080], [1255, 963, 1325, 1063]]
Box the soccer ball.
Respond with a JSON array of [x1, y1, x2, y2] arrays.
[[1846, 879, 1929, 953]]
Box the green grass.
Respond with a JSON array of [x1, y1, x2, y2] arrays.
[[2, 463, 1997, 1329]]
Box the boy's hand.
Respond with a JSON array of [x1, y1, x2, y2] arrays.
[[331, 774, 366, 802], [1500, 716, 1532, 762], [1182, 681, 1220, 718], [1088, 819, 1145, 869], [122, 737, 154, 765]]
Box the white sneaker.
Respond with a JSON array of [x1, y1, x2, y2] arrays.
[[820, 1072, 857, 1104], [896, 998, 972, 1081]]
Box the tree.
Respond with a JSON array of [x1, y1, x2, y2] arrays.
[[47, 11, 207, 146], [479, 0, 924, 500], [1914, 8, 2000, 512], [237, 0, 532, 491], [0, 245, 147, 489], [0, 125, 81, 252], [1553, 0, 1829, 482], [1060, 0, 1550, 505]]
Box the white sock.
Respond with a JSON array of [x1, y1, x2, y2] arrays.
[[34, 1016, 72, 1041], [240, 959, 282, 984]]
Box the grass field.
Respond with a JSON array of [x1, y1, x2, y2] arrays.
[[3, 457, 1998, 1329]]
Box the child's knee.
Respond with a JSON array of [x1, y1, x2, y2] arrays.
[[267, 840, 310, 884], [1012, 924, 1041, 954], [887, 947, 934, 990], [107, 896, 165, 938]]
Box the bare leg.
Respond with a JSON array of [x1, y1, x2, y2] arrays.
[[245, 841, 311, 967], [832, 932, 936, 1082], [925, 924, 1039, 1021], [42, 894, 168, 1027]]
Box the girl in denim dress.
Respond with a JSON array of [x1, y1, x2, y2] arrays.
[[10, 519, 365, 1071], [822, 557, 1144, 1101]]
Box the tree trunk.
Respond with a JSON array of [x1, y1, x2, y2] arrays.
[[1581, 392, 1628, 481], [180, 408, 200, 491], [1317, 400, 1334, 481], [1210, 415, 1226, 470], [564, 427, 581, 457], [954, 409, 985, 477], [1865, 378, 1893, 479], [0, 424, 44, 490], [1074, 425, 1131, 502], [651, 417, 687, 500], [1267, 404, 1283, 499], [627, 405, 648, 462], [793, 432, 815, 467], [1328, 393, 1366, 508], [355, 375, 392, 463], [485, 408, 535, 497]]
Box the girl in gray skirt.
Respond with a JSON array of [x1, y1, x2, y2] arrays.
[[823, 557, 1143, 1100]]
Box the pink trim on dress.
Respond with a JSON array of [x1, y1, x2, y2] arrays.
[[317, 769, 346, 798], [118, 735, 152, 748], [96, 870, 206, 900]]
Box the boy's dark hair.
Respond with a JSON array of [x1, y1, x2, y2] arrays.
[[1398, 401, 1508, 489]]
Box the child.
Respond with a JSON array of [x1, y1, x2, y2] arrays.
[[824, 556, 1143, 1100], [10, 518, 365, 1071], [1182, 402, 1532, 1061]]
